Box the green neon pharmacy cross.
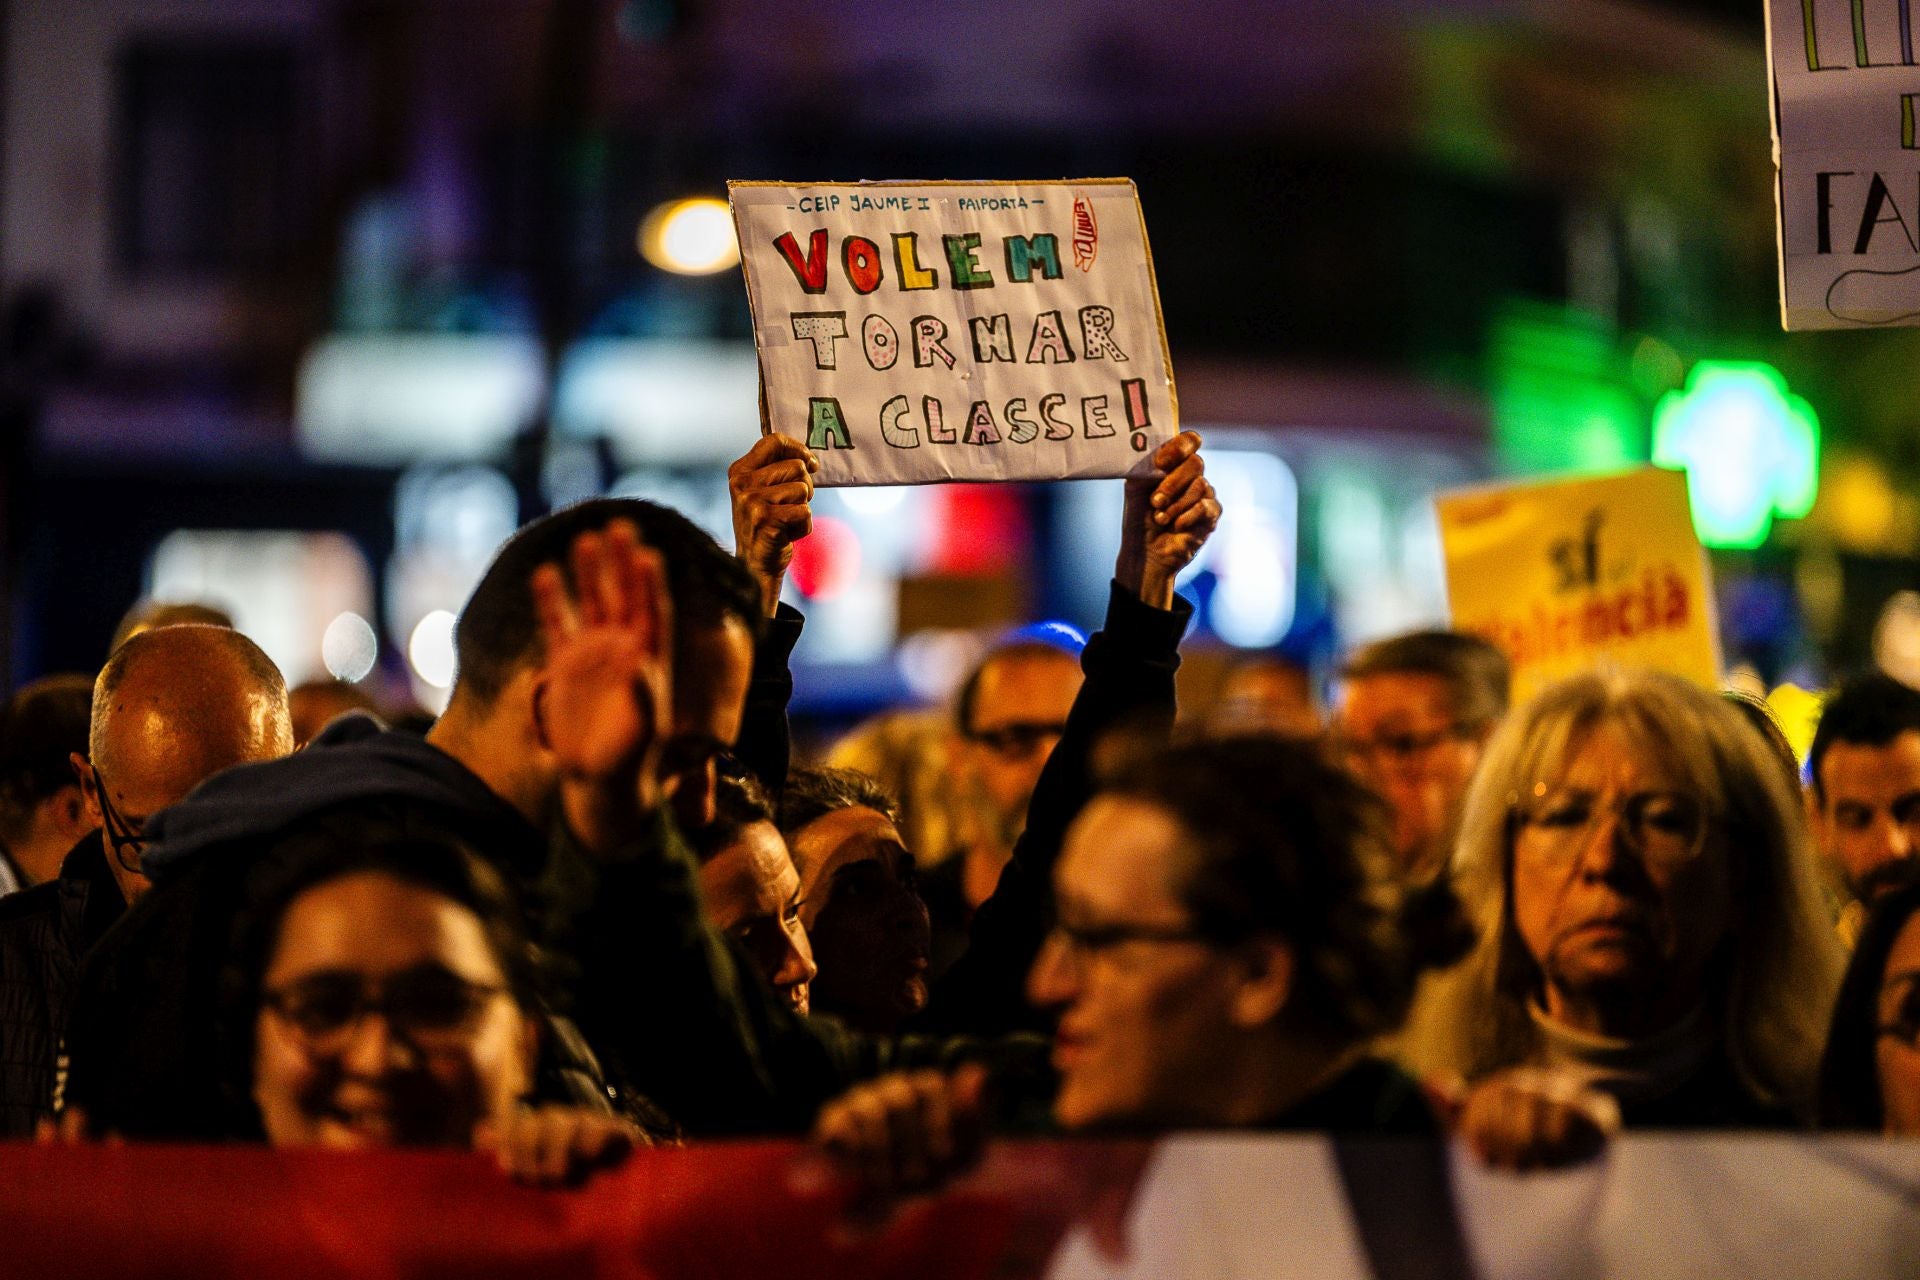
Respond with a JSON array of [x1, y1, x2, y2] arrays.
[[1651, 361, 1820, 551]]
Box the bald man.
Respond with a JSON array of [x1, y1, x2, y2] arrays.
[[0, 625, 290, 1134]]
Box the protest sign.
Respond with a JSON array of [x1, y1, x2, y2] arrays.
[[1766, 0, 1920, 329], [1436, 467, 1721, 705], [730, 180, 1177, 486]]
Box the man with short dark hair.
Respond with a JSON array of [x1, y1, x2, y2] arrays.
[[0, 626, 291, 1135], [0, 675, 94, 894], [66, 499, 769, 1139], [689, 771, 817, 1015], [1334, 629, 1511, 882], [1808, 672, 1920, 935]]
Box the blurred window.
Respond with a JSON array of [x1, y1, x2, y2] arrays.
[[114, 40, 302, 278]]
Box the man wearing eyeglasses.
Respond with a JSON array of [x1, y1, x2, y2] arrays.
[[0, 624, 291, 1135], [914, 637, 1084, 973], [1333, 630, 1511, 883]]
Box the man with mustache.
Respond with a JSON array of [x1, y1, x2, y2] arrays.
[[1809, 673, 1920, 943]]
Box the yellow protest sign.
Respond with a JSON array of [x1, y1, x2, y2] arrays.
[[1436, 466, 1721, 705]]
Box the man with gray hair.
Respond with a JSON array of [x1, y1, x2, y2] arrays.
[[0, 624, 291, 1134], [1334, 629, 1511, 883]]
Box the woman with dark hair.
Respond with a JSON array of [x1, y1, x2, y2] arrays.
[[809, 734, 1473, 1177], [1819, 881, 1920, 1132], [225, 818, 646, 1183]]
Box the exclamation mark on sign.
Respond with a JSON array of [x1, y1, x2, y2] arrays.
[[1123, 378, 1150, 451]]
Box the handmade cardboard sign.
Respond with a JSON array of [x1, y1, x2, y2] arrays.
[[1437, 467, 1721, 705], [730, 180, 1177, 486], [1766, 0, 1920, 329]]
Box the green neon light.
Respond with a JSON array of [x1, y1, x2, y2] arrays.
[[1651, 361, 1820, 550]]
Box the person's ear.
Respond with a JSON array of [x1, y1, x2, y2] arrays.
[[51, 785, 89, 839], [69, 754, 103, 826], [1228, 938, 1294, 1029], [528, 677, 555, 754]]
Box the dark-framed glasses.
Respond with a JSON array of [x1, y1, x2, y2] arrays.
[[260, 965, 508, 1053], [1337, 723, 1467, 768], [1511, 787, 1712, 867], [91, 768, 149, 875], [1880, 977, 1920, 1049], [1047, 916, 1209, 966], [969, 721, 1069, 759]]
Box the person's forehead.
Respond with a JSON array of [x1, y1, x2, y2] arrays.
[[1539, 720, 1680, 791], [789, 805, 904, 891], [1338, 671, 1456, 728], [1056, 795, 1190, 918], [671, 616, 754, 741], [264, 872, 502, 982], [1821, 731, 1920, 801], [973, 651, 1082, 725]]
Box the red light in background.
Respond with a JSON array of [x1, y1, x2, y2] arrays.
[[789, 514, 861, 600], [928, 485, 1028, 574]]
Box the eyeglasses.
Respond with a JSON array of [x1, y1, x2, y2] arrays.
[[91, 768, 149, 876], [1880, 978, 1920, 1049], [969, 721, 1069, 759], [1047, 916, 1208, 965], [1510, 788, 1712, 868], [260, 966, 508, 1053], [1337, 724, 1466, 767]]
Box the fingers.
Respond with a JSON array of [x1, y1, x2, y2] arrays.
[[532, 563, 581, 644], [568, 530, 611, 628], [1458, 1071, 1616, 1173], [1151, 428, 1202, 473], [486, 1107, 638, 1187], [729, 434, 819, 488], [810, 1070, 987, 1204]]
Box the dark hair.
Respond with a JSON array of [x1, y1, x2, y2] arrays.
[[776, 766, 901, 840], [220, 809, 542, 1131], [1818, 881, 1920, 1130], [1808, 672, 1920, 803], [1340, 630, 1511, 731], [450, 498, 763, 710], [688, 768, 775, 864], [1100, 735, 1472, 1045], [954, 640, 1082, 735], [0, 675, 92, 841]]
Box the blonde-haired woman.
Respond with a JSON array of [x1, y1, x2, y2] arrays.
[[1399, 667, 1844, 1126]]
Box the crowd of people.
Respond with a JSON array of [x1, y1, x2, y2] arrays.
[[0, 425, 1916, 1204]]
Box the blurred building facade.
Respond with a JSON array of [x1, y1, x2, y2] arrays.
[[3, 0, 1909, 717]]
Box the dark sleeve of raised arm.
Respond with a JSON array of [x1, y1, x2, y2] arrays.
[[731, 603, 804, 796], [917, 582, 1193, 1035]]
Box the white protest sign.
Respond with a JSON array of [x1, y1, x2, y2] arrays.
[[1768, 0, 1920, 328], [729, 180, 1177, 486]]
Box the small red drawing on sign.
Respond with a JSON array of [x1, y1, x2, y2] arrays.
[[1072, 193, 1098, 271]]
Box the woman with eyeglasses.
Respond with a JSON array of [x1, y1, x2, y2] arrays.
[[223, 822, 646, 1183], [1818, 881, 1920, 1132], [1400, 667, 1845, 1128], [809, 734, 1475, 1187]]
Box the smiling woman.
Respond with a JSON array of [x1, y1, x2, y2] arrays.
[[222, 819, 645, 1183]]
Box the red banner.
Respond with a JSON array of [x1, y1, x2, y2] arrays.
[[3, 1135, 1917, 1278]]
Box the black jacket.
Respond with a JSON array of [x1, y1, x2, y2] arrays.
[[918, 582, 1192, 1036], [0, 836, 126, 1136], [61, 717, 594, 1140]]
